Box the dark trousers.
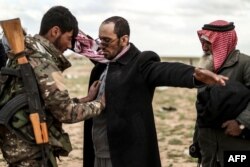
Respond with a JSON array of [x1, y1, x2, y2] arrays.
[[198, 128, 250, 167]]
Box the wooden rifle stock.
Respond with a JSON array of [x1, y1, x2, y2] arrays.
[[0, 18, 49, 144], [30, 113, 49, 144]]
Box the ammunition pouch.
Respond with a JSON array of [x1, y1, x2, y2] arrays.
[[49, 125, 72, 157]]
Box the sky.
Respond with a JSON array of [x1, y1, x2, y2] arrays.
[[1, 0, 250, 57]]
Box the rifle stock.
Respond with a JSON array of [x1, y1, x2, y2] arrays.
[[29, 113, 43, 144], [0, 18, 49, 144], [0, 18, 25, 54]]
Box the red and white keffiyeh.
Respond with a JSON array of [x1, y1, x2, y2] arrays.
[[197, 20, 237, 72], [74, 30, 109, 63]]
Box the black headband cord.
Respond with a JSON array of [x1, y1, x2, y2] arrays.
[[202, 22, 235, 32]]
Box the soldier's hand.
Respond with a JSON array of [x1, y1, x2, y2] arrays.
[[87, 80, 101, 101], [79, 81, 101, 103], [99, 94, 106, 110], [222, 120, 242, 136], [193, 67, 228, 86]]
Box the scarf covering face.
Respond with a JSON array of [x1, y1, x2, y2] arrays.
[[74, 30, 109, 63], [197, 20, 238, 72]]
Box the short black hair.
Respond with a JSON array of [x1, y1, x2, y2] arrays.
[[102, 16, 130, 38], [39, 6, 78, 40]]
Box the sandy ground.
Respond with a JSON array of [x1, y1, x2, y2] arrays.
[[58, 87, 199, 167], [0, 57, 199, 167]]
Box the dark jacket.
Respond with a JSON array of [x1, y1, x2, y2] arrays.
[[196, 81, 250, 128], [84, 43, 196, 167]]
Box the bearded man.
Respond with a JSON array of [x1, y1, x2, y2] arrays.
[[194, 20, 250, 167]]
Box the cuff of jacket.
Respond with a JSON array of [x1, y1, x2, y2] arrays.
[[236, 107, 250, 129], [193, 76, 205, 88]]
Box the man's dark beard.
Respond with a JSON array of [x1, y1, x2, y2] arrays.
[[54, 35, 63, 53], [105, 39, 123, 60], [197, 53, 214, 71]]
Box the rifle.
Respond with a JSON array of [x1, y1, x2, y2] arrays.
[[0, 18, 49, 144]]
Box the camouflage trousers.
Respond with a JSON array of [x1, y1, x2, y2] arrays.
[[0, 130, 57, 167], [9, 159, 53, 167]]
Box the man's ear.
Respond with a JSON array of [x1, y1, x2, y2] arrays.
[[120, 35, 129, 47], [50, 26, 61, 38]]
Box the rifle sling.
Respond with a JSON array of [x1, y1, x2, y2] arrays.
[[20, 63, 45, 120]]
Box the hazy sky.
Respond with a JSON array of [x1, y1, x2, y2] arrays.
[[1, 0, 250, 57]]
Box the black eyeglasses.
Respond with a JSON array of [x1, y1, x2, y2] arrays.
[[95, 37, 119, 47]]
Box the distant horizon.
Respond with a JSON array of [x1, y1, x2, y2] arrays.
[[158, 55, 201, 58]]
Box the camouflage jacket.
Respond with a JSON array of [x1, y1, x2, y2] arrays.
[[0, 34, 102, 164]]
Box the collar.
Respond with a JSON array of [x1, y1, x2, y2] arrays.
[[114, 43, 141, 65], [32, 34, 71, 71], [217, 49, 239, 72], [110, 44, 131, 62]]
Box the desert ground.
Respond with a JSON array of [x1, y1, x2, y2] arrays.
[[0, 56, 199, 167]]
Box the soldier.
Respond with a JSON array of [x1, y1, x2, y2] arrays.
[[0, 6, 105, 167]]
